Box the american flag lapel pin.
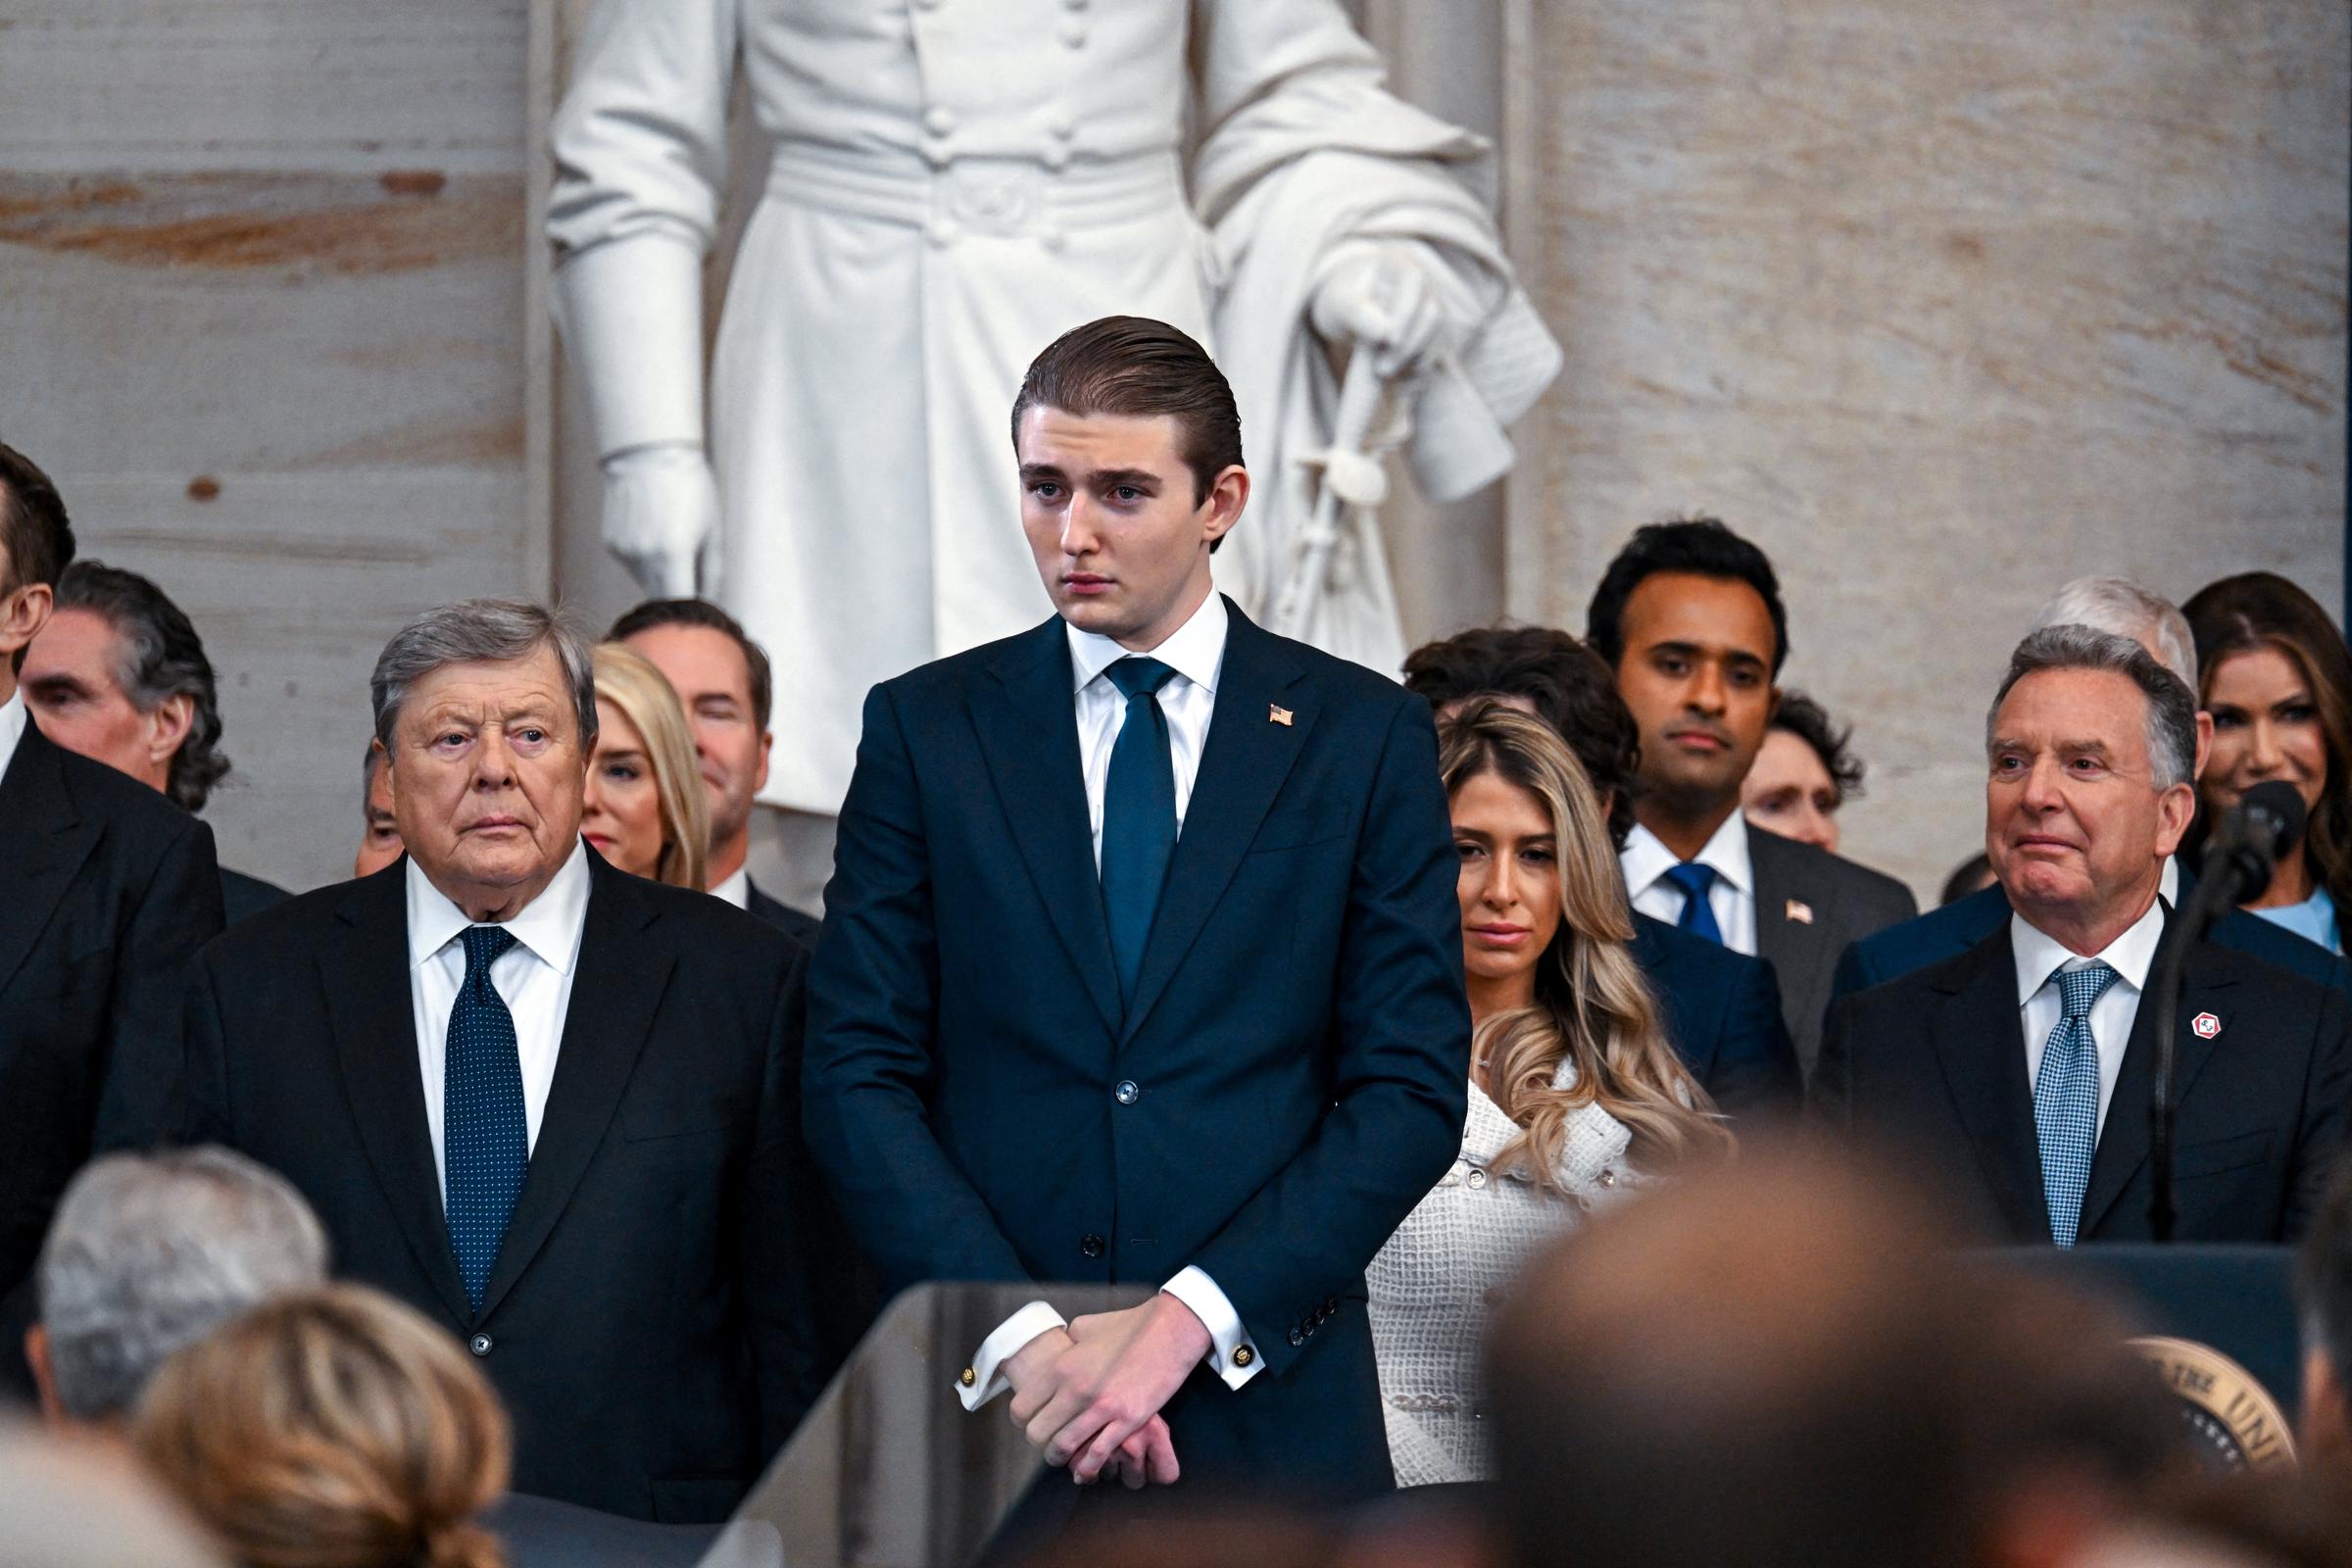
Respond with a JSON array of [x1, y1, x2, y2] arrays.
[[1785, 899, 1815, 925], [2191, 1011, 2222, 1040], [1269, 705, 1294, 726]]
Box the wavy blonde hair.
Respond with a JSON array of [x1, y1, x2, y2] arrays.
[[591, 642, 710, 891], [131, 1283, 511, 1568], [1441, 701, 1735, 1182]]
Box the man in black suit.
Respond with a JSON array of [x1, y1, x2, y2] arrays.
[[183, 599, 814, 1521], [0, 443, 225, 1389], [1588, 518, 1916, 1080], [23, 561, 290, 923], [1817, 625, 2351, 1245], [1401, 624, 1798, 1116], [805, 318, 1468, 1505], [610, 598, 818, 946]]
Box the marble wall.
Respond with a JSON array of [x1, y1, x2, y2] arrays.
[[1504, 0, 2349, 900]]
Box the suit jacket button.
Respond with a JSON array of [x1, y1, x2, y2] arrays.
[[1232, 1346, 1254, 1367], [468, 1334, 493, 1356], [1080, 1233, 1105, 1258], [1113, 1080, 1140, 1106], [1288, 1327, 1304, 1347]]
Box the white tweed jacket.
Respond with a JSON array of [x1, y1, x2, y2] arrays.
[[1365, 1063, 1647, 1486]]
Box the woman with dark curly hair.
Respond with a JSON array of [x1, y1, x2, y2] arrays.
[[2182, 571, 2352, 954]]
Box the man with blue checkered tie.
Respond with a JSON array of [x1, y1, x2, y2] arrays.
[[182, 599, 818, 1522], [1817, 624, 2352, 1245]]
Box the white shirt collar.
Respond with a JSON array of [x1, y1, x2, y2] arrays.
[[2011, 894, 2167, 1006], [710, 864, 751, 910], [1066, 589, 1228, 698], [406, 838, 593, 975], [1621, 811, 1754, 899], [0, 690, 24, 783]]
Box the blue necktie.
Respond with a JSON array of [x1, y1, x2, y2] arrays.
[[445, 924, 527, 1311], [1100, 657, 1179, 1010], [1662, 860, 1722, 945], [2033, 961, 2118, 1249]]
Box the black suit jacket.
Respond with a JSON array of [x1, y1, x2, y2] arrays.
[[182, 853, 816, 1523], [1746, 824, 1917, 1081], [745, 879, 820, 950], [1815, 918, 2352, 1244], [1629, 912, 1799, 1117], [220, 865, 292, 926], [0, 718, 222, 1331], [805, 601, 1470, 1504]]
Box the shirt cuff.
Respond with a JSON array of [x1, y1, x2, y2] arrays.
[[1162, 1266, 1265, 1391], [955, 1300, 1066, 1411]]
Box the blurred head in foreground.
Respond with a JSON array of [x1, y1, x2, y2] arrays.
[[0, 1420, 225, 1568], [132, 1284, 511, 1568], [1486, 1142, 2177, 1568]]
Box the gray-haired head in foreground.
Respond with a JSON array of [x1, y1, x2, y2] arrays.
[[35, 1148, 329, 1422], [2032, 575, 2196, 693], [1986, 624, 2198, 792], [369, 599, 597, 753]]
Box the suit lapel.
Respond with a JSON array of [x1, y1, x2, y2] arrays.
[[0, 724, 101, 999], [1928, 929, 2051, 1242], [2079, 936, 2235, 1237], [970, 618, 1123, 1036], [1747, 828, 1826, 1020], [1120, 605, 1311, 1046], [478, 855, 670, 1318], [320, 866, 474, 1324]]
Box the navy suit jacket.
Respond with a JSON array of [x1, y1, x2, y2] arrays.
[[1629, 912, 1800, 1116], [804, 600, 1470, 1504], [1817, 918, 2352, 1244], [1832, 874, 2352, 1017]]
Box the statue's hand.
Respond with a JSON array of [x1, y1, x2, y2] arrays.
[[601, 444, 717, 597], [1308, 245, 1449, 380]]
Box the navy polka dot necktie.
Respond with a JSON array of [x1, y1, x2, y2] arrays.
[[1101, 656, 1179, 1010], [445, 924, 527, 1312]]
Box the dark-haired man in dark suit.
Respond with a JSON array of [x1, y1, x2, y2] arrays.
[[184, 598, 814, 1521], [807, 317, 1468, 1508], [1588, 518, 1916, 1082], [0, 443, 224, 1395], [1817, 626, 2350, 1246], [1402, 624, 1798, 1116]]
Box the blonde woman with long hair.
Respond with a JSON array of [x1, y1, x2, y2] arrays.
[[583, 643, 710, 890], [1368, 701, 1732, 1486]]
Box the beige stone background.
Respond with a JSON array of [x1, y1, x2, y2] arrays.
[[1, 0, 2343, 904]]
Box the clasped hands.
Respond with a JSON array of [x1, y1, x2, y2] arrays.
[[1002, 1294, 1211, 1490]]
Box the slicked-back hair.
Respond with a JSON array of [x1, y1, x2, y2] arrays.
[[608, 597, 773, 733], [370, 599, 597, 754], [56, 561, 231, 812], [1585, 517, 1789, 677], [0, 439, 74, 597], [1770, 689, 1866, 806], [1986, 624, 2197, 792], [1009, 316, 1245, 512], [1402, 625, 1641, 848], [2033, 575, 2196, 692]]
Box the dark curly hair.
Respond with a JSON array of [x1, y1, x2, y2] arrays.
[[55, 561, 231, 812], [1769, 690, 1865, 805], [1402, 625, 1641, 848], [1585, 516, 1788, 677]]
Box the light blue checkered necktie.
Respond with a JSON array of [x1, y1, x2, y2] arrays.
[[2032, 960, 2118, 1248], [445, 924, 527, 1311]]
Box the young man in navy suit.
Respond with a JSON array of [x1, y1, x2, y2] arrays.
[[805, 318, 1469, 1503]]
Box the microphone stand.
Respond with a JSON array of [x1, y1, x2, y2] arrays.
[[2145, 858, 2262, 1243]]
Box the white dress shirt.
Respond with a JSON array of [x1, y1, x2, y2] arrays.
[[1620, 813, 1759, 956], [408, 841, 592, 1195], [2013, 897, 2167, 1140], [710, 864, 751, 910], [959, 591, 1263, 1411], [0, 690, 25, 785]]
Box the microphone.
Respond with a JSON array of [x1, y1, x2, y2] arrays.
[[2148, 778, 2307, 1242], [2202, 780, 2308, 902]]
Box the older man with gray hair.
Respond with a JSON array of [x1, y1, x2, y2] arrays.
[[24, 1147, 325, 1429], [1818, 624, 2352, 1245], [1832, 574, 2351, 1007], [180, 598, 818, 1523]]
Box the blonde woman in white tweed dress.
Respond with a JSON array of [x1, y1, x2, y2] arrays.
[[1369, 703, 1734, 1486]]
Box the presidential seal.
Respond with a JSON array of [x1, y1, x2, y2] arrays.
[[2131, 1336, 2296, 1471]]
